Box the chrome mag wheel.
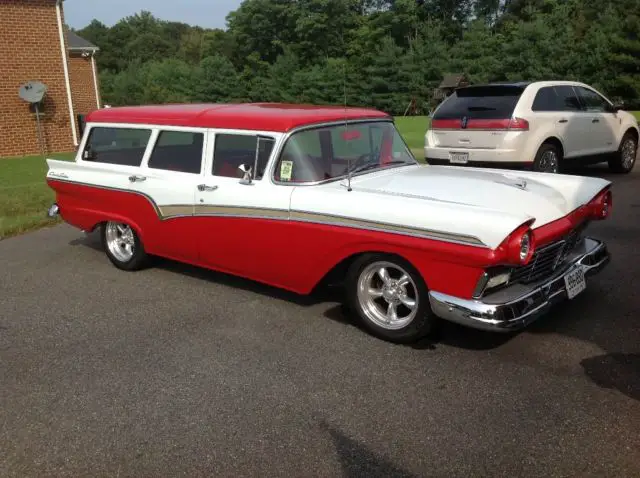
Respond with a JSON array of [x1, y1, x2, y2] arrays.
[[621, 137, 637, 170], [539, 149, 559, 173], [356, 261, 419, 330], [105, 222, 136, 263]]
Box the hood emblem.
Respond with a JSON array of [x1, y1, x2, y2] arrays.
[[461, 116, 468, 129], [513, 179, 527, 190]]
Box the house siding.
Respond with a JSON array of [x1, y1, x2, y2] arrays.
[[0, 0, 89, 158]]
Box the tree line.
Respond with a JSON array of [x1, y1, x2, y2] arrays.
[[74, 0, 640, 115]]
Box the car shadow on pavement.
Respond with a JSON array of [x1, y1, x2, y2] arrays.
[[580, 353, 640, 402], [317, 419, 417, 478]]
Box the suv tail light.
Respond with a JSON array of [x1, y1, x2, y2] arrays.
[[588, 188, 612, 220], [430, 117, 529, 131]]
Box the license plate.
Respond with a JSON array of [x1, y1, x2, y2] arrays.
[[449, 152, 469, 164], [564, 267, 586, 299]]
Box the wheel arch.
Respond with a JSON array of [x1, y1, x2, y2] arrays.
[[538, 136, 565, 159], [311, 250, 420, 293]]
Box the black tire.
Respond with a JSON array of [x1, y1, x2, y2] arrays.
[[608, 131, 637, 174], [100, 221, 149, 271], [532, 142, 562, 173], [344, 253, 437, 344]]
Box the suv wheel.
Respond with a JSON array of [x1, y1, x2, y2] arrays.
[[608, 132, 637, 173], [533, 143, 561, 173], [344, 253, 436, 344]]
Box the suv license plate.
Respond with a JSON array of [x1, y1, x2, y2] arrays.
[[564, 267, 586, 299], [449, 152, 469, 164]]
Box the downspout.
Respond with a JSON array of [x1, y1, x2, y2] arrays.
[[91, 52, 101, 109], [55, 0, 78, 147]]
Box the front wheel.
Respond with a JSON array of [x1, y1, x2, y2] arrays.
[[101, 221, 149, 271], [344, 254, 437, 344], [608, 132, 637, 173]]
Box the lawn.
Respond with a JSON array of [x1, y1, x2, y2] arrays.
[[0, 152, 75, 239], [0, 111, 638, 240]]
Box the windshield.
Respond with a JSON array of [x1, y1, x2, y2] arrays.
[[273, 121, 416, 183]]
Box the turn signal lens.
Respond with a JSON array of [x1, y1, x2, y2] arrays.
[[497, 222, 536, 266], [589, 189, 612, 220]]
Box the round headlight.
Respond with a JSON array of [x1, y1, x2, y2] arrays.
[[519, 231, 531, 262]]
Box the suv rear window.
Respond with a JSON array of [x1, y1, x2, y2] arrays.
[[433, 85, 525, 120]]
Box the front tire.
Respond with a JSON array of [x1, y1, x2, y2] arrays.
[[532, 143, 561, 173], [608, 132, 637, 173], [344, 253, 436, 344], [101, 221, 148, 271]]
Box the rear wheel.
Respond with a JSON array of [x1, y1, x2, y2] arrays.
[[344, 254, 436, 344], [532, 143, 561, 173], [608, 132, 637, 173], [101, 221, 148, 271]]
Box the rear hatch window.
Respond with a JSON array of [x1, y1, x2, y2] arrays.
[[432, 85, 526, 129]]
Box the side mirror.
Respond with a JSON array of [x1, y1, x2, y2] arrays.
[[238, 164, 253, 185], [612, 103, 624, 112]]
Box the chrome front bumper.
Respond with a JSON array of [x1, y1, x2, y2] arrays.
[[428, 237, 610, 332]]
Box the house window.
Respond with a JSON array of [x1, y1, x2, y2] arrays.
[[82, 127, 152, 167]]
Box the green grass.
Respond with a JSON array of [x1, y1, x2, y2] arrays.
[[0, 110, 638, 240], [0, 152, 75, 240]]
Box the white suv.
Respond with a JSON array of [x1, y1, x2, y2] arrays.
[[424, 81, 639, 174]]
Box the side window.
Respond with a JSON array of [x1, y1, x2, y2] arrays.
[[576, 87, 609, 112], [532, 87, 560, 111], [82, 127, 151, 166], [147, 130, 203, 174], [212, 133, 275, 180], [554, 86, 583, 112]]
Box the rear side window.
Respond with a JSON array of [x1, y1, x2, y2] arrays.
[[433, 86, 525, 120], [82, 127, 151, 166], [148, 130, 204, 174], [532, 86, 582, 112]]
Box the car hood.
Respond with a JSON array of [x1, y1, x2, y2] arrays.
[[343, 165, 610, 228], [290, 164, 611, 250]]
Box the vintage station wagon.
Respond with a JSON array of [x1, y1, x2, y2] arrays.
[[46, 103, 612, 343]]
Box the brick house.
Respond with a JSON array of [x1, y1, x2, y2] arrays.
[[0, 0, 102, 158]]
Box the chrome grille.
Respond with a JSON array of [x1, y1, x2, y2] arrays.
[[510, 225, 585, 284]]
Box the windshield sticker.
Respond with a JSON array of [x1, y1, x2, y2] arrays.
[[280, 160, 293, 181]]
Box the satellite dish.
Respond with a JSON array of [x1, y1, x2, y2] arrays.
[[19, 81, 49, 157], [19, 81, 48, 104]]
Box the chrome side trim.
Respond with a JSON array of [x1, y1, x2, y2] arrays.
[[290, 210, 486, 246], [428, 237, 610, 332], [46, 178, 488, 247]]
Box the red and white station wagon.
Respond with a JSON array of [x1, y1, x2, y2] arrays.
[[46, 103, 612, 343]]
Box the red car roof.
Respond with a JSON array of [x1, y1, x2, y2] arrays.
[[85, 103, 391, 132]]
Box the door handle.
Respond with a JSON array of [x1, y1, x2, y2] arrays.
[[128, 174, 147, 182], [197, 184, 218, 192], [558, 119, 568, 123], [592, 118, 600, 123]]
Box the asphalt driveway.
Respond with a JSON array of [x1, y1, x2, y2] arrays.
[[1, 164, 639, 477]]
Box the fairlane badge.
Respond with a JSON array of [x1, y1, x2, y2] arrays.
[[461, 116, 468, 129]]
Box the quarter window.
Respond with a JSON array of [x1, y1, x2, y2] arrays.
[[82, 127, 152, 166], [213, 134, 275, 179], [147, 130, 204, 174]]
